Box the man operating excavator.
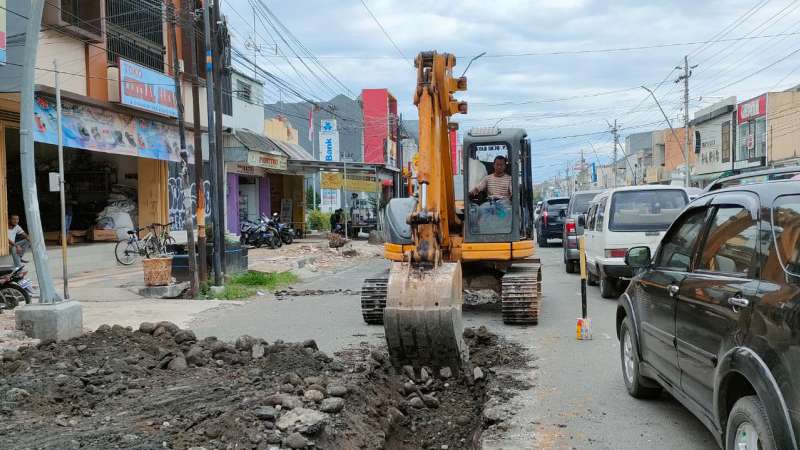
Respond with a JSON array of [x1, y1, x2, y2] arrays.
[[469, 155, 513, 234]]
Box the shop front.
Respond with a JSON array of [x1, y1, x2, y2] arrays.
[[735, 94, 767, 172], [690, 98, 736, 187]]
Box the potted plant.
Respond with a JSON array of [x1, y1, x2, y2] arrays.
[[142, 240, 174, 287]]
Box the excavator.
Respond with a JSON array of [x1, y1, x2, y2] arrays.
[[360, 51, 542, 373]]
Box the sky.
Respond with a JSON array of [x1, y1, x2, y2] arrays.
[[222, 0, 800, 181]]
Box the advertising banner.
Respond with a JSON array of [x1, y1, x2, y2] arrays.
[[319, 119, 339, 162], [247, 151, 287, 171], [320, 188, 340, 213], [0, 0, 7, 65], [33, 95, 192, 163], [737, 94, 766, 124], [320, 171, 379, 192], [119, 58, 178, 117]]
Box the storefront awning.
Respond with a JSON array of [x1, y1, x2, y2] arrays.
[[265, 136, 314, 161], [224, 128, 284, 157], [287, 159, 400, 175]]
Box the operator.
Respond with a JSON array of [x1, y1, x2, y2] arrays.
[[469, 155, 513, 234]]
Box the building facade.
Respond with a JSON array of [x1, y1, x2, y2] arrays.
[[690, 97, 736, 187]]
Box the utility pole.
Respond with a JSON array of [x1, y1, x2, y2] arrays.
[[187, 0, 207, 282], [55, 61, 69, 299], [676, 55, 696, 188], [212, 0, 227, 278], [168, 2, 199, 297], [203, 0, 222, 285], [21, 0, 60, 304], [610, 120, 619, 189]]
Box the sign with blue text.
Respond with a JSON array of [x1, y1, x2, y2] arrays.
[[119, 58, 178, 117], [319, 119, 339, 162]]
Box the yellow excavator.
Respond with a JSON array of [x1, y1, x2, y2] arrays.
[[360, 51, 542, 372]]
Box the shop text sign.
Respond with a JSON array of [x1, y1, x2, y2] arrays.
[[319, 119, 339, 162], [737, 94, 766, 124], [247, 151, 287, 171], [320, 171, 379, 192], [119, 58, 178, 117]]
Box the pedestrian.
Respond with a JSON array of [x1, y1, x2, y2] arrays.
[[8, 214, 29, 267]]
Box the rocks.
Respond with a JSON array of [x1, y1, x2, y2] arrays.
[[167, 355, 188, 372], [302, 339, 318, 351], [95, 324, 112, 333], [276, 408, 328, 435], [185, 345, 205, 366], [254, 406, 277, 421], [370, 349, 386, 364], [1, 350, 20, 362], [483, 406, 504, 424], [284, 432, 309, 449], [138, 322, 157, 334], [387, 407, 406, 427], [408, 397, 426, 409], [319, 397, 344, 413], [251, 343, 265, 359], [326, 385, 348, 397], [473, 367, 485, 381], [156, 321, 180, 335], [304, 389, 325, 402], [304, 376, 325, 387], [173, 330, 196, 344], [284, 372, 303, 386], [421, 395, 440, 409], [235, 335, 256, 351], [462, 327, 476, 339], [4, 387, 30, 402], [439, 367, 453, 379]]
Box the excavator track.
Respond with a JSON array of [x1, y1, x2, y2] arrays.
[[361, 277, 388, 325], [501, 260, 542, 325], [383, 262, 468, 373]]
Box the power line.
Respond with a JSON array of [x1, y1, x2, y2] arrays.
[[358, 0, 409, 63]]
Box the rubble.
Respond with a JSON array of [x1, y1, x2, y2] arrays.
[[0, 324, 527, 449]]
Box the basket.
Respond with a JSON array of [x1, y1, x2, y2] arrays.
[[142, 256, 173, 286]]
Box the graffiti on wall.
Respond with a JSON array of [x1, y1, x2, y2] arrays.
[[167, 176, 212, 230]]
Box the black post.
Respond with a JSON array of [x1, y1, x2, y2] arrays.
[[212, 0, 227, 277]]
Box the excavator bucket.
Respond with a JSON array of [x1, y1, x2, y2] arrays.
[[383, 261, 469, 373]]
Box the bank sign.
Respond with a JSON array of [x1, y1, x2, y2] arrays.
[[119, 58, 178, 117], [319, 119, 339, 162]]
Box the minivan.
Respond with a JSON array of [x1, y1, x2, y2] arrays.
[[583, 185, 688, 298]]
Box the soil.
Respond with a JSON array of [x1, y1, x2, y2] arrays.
[[0, 323, 528, 450]]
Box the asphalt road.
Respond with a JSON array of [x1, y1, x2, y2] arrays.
[[189, 243, 717, 449]]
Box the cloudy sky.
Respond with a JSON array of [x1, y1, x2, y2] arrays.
[[222, 0, 800, 180]]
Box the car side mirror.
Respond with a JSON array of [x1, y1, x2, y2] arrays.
[[577, 214, 586, 227], [625, 246, 651, 268]]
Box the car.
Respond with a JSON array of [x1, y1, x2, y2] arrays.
[[562, 189, 604, 273], [536, 197, 569, 247], [583, 185, 689, 298], [617, 180, 800, 450], [705, 166, 800, 192]]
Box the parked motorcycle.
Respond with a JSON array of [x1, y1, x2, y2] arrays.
[[0, 265, 33, 310], [269, 212, 295, 245], [240, 219, 279, 249]]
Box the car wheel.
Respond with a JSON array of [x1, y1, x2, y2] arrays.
[[565, 259, 576, 274], [619, 317, 662, 399], [725, 396, 777, 450], [587, 266, 599, 286], [600, 272, 618, 299]]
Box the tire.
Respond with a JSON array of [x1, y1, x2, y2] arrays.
[[620, 317, 662, 399], [115, 240, 137, 265], [600, 271, 618, 299], [725, 396, 777, 450], [163, 235, 176, 253], [565, 259, 577, 274], [1, 283, 30, 309], [282, 233, 294, 245], [587, 265, 599, 286]]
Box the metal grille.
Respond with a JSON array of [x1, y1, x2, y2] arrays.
[[60, 0, 103, 35], [105, 0, 165, 71]]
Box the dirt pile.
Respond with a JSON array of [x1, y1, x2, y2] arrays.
[[0, 323, 526, 449]]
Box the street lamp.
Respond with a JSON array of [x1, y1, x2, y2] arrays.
[[641, 86, 690, 188]]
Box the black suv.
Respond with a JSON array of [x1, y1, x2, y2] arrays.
[[536, 197, 569, 247], [617, 181, 799, 450]]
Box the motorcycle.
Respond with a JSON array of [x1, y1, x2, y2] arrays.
[[0, 265, 33, 310], [240, 220, 279, 249], [269, 213, 295, 245]]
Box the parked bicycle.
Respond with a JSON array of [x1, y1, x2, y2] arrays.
[[114, 222, 176, 265]]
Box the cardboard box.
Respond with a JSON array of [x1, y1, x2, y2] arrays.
[[90, 228, 118, 242]]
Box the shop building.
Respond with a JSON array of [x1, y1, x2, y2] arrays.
[[764, 90, 800, 168], [689, 97, 736, 187], [735, 94, 768, 172], [362, 88, 401, 197]]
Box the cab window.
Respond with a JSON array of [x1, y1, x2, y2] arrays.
[[596, 197, 608, 231], [587, 204, 598, 230], [697, 207, 757, 277], [655, 207, 708, 271]]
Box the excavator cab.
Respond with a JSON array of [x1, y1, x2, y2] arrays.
[[462, 127, 534, 244]]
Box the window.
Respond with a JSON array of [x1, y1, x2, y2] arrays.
[[587, 204, 597, 230], [106, 0, 165, 71], [697, 207, 757, 276], [771, 195, 800, 276], [222, 72, 233, 116], [656, 208, 708, 271], [596, 197, 607, 231], [609, 189, 688, 232], [236, 80, 252, 103], [694, 130, 701, 154], [570, 192, 599, 216]]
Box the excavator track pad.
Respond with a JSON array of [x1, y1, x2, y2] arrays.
[[501, 261, 542, 325], [361, 277, 388, 325], [383, 262, 469, 373]]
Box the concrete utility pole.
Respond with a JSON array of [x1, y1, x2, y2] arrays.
[[676, 55, 696, 188], [203, 0, 222, 285], [55, 60, 69, 299], [610, 120, 619, 188], [187, 0, 207, 282], [168, 2, 199, 297], [212, 0, 227, 278]]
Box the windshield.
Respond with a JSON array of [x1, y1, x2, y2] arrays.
[[570, 193, 598, 215], [609, 190, 688, 231]]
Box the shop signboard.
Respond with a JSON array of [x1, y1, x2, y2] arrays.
[[0, 0, 7, 65], [227, 163, 267, 177], [737, 94, 766, 124], [320, 188, 340, 213], [33, 95, 192, 163], [118, 58, 178, 117], [320, 171, 379, 192], [246, 151, 287, 172], [695, 116, 732, 176], [319, 119, 339, 162]]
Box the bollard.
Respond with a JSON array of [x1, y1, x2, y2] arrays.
[[576, 236, 592, 340]]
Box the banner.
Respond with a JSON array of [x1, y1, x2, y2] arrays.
[[247, 151, 287, 171], [33, 95, 192, 163], [0, 0, 6, 65], [119, 58, 178, 117], [320, 171, 379, 192], [320, 188, 340, 213], [319, 119, 339, 162]]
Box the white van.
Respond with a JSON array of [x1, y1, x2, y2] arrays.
[[583, 185, 689, 298]]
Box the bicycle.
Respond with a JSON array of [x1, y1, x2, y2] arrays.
[[114, 222, 176, 265]]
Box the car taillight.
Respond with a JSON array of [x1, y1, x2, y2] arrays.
[[605, 248, 628, 258], [565, 220, 576, 234], [543, 210, 548, 226]]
